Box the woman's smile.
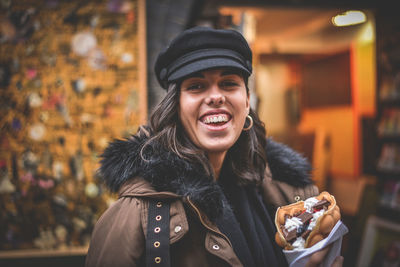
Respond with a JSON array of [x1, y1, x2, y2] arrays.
[[200, 109, 232, 130]]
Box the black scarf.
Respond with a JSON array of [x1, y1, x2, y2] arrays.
[[217, 167, 288, 267]]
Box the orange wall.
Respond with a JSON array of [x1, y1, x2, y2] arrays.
[[298, 107, 355, 176], [353, 41, 376, 117]]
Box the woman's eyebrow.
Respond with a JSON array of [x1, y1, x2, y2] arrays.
[[184, 72, 204, 79], [221, 70, 242, 77]]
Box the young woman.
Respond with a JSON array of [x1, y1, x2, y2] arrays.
[[85, 26, 342, 267]]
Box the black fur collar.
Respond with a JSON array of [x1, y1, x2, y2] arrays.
[[98, 132, 312, 221]]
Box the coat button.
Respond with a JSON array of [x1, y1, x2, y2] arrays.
[[294, 195, 301, 202], [174, 225, 182, 233], [212, 244, 220, 250]]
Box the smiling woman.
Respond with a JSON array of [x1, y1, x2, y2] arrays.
[[85, 27, 342, 267]]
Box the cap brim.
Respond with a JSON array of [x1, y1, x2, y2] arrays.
[[167, 57, 251, 82]]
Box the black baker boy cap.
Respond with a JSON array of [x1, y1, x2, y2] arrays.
[[155, 26, 253, 89]]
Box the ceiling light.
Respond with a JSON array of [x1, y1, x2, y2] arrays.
[[332, 10, 366, 27]]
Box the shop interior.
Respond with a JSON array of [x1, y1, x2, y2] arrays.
[[0, 0, 399, 266]]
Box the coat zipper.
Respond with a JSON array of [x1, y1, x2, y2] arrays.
[[186, 196, 233, 247]]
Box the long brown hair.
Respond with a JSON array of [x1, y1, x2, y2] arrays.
[[140, 81, 267, 185]]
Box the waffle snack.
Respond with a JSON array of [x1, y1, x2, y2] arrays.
[[274, 191, 341, 250]]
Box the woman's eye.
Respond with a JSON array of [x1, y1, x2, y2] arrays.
[[186, 83, 203, 91], [221, 81, 239, 88]]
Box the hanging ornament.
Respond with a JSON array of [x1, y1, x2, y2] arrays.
[[87, 47, 107, 70], [65, 179, 76, 198], [0, 174, 15, 193], [69, 151, 84, 181], [99, 137, 108, 149], [20, 171, 34, 183], [90, 14, 100, 28], [39, 111, 49, 122], [33, 78, 42, 89], [19, 172, 33, 196], [28, 92, 43, 108], [56, 102, 73, 127], [85, 182, 99, 198], [33, 229, 56, 249], [71, 31, 97, 57], [52, 161, 64, 181], [0, 161, 15, 194], [22, 150, 39, 172], [29, 123, 46, 141], [41, 51, 57, 66], [71, 78, 86, 94], [102, 103, 113, 118], [38, 178, 54, 189], [42, 92, 62, 110], [80, 113, 94, 125], [126, 10, 135, 24], [26, 68, 37, 80], [107, 0, 132, 13], [58, 136, 65, 146], [54, 224, 68, 249], [53, 194, 67, 207], [72, 217, 87, 233], [11, 118, 22, 132], [120, 52, 133, 63]]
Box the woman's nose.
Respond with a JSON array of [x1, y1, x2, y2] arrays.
[[205, 85, 225, 105]]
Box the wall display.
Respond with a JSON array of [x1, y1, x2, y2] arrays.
[[375, 7, 400, 207], [0, 0, 146, 252]]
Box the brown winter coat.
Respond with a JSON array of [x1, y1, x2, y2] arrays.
[[85, 134, 318, 267]]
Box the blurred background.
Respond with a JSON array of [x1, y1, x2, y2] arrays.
[[0, 0, 399, 266]]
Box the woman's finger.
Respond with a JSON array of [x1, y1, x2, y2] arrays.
[[305, 245, 331, 267]]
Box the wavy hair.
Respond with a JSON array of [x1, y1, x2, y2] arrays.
[[140, 81, 267, 185]]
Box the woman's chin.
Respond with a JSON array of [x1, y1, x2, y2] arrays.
[[200, 139, 235, 155]]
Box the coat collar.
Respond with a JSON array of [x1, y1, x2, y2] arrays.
[[98, 128, 312, 222]]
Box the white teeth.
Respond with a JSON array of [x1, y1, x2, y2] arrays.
[[203, 114, 228, 124]]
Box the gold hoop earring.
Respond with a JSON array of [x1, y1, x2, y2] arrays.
[[243, 115, 253, 131]]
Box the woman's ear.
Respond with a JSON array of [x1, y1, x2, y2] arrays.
[[246, 92, 250, 112]]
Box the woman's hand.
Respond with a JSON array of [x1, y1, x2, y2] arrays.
[[305, 244, 344, 267]]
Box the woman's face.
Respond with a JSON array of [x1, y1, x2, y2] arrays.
[[179, 68, 250, 155]]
